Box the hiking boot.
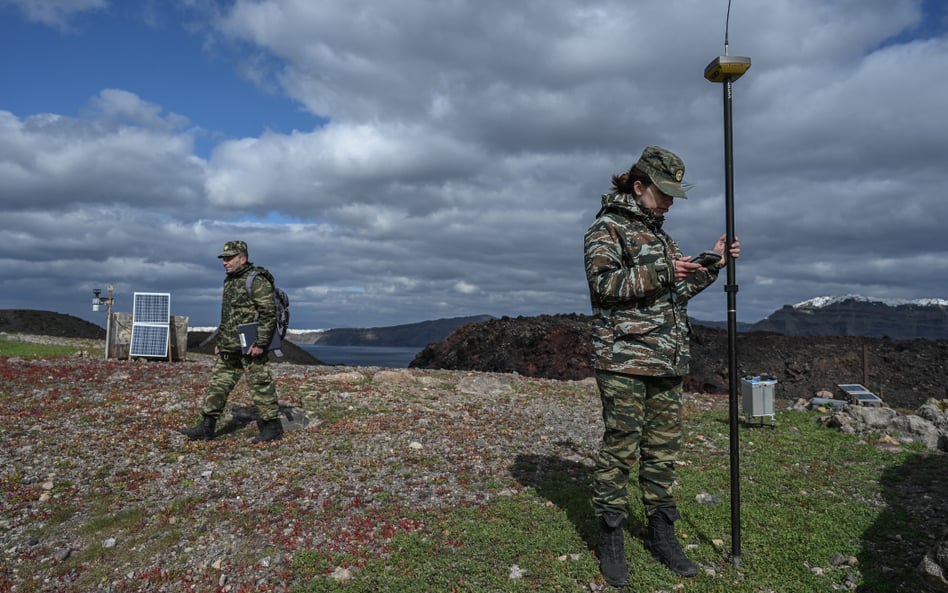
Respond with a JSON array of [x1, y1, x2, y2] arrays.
[[645, 507, 698, 577], [180, 415, 216, 441], [251, 418, 284, 443], [597, 513, 629, 587]]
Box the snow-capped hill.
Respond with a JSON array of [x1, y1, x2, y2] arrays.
[[755, 295, 948, 338], [795, 295, 948, 309]]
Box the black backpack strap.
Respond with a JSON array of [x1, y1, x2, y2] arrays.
[[245, 269, 262, 298]]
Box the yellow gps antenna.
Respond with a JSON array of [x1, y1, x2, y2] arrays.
[[704, 0, 750, 569], [704, 0, 751, 83]]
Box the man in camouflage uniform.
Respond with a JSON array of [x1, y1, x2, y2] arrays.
[[583, 146, 740, 585], [180, 240, 284, 444]]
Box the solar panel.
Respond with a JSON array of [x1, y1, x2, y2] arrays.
[[837, 383, 883, 406], [130, 292, 171, 358]]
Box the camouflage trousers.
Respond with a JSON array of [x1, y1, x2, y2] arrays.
[[202, 351, 279, 421], [592, 370, 683, 518]]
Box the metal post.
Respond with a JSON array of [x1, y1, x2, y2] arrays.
[[722, 76, 742, 567], [705, 51, 751, 568], [105, 285, 114, 360]]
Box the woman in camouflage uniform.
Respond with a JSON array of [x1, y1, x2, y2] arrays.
[[583, 146, 740, 585], [180, 240, 284, 444]]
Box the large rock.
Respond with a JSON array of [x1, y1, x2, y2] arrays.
[[918, 527, 948, 593], [823, 399, 948, 451]]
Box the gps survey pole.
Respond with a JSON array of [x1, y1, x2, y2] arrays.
[[705, 40, 751, 567]]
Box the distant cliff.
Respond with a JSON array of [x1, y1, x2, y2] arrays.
[[750, 296, 948, 339], [290, 315, 495, 347]]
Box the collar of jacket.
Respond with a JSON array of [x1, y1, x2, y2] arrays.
[[597, 192, 665, 231], [227, 262, 254, 279]]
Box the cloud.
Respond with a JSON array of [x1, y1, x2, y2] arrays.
[[0, 91, 204, 212], [1, 0, 946, 331], [0, 0, 106, 31]]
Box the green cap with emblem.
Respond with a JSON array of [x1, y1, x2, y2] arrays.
[[218, 240, 248, 258], [635, 145, 688, 198]]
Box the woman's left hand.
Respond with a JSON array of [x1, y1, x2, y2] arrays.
[[714, 233, 741, 262]]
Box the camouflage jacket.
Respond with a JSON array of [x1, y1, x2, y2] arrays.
[[583, 192, 724, 376], [216, 262, 277, 354]]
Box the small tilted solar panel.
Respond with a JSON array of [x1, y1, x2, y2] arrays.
[[837, 383, 883, 406], [130, 292, 171, 358]]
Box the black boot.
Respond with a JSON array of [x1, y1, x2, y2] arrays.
[[251, 418, 284, 443], [597, 513, 629, 587], [180, 415, 216, 441], [645, 507, 698, 577]]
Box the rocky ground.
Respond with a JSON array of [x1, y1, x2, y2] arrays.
[[2, 315, 947, 592], [0, 343, 608, 592]]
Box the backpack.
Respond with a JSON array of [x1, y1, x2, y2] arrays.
[[245, 269, 290, 357]]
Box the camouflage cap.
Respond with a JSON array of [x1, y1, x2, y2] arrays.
[[218, 240, 248, 258], [634, 145, 688, 198]]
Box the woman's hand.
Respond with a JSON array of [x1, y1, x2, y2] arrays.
[[713, 233, 741, 262], [675, 234, 741, 279]]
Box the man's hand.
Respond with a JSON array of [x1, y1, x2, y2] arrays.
[[248, 345, 265, 357]]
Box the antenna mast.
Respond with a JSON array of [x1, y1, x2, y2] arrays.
[[704, 0, 751, 568]]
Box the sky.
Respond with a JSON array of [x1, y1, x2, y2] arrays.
[[1, 0, 947, 331]]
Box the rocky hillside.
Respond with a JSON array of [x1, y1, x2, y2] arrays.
[[0, 310, 105, 339], [410, 314, 591, 381], [411, 314, 948, 411]]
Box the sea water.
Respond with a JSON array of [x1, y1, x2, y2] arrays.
[[297, 344, 422, 368]]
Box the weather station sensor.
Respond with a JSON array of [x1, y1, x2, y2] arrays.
[[92, 285, 115, 359], [704, 55, 751, 83]]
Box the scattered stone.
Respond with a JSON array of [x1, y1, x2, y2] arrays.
[[457, 374, 514, 396], [373, 369, 416, 384], [830, 553, 851, 567], [508, 564, 526, 579], [318, 371, 365, 383], [918, 528, 948, 591], [695, 493, 720, 506], [821, 399, 948, 452]]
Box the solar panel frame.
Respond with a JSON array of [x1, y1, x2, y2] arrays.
[[130, 292, 171, 358], [837, 383, 883, 405]]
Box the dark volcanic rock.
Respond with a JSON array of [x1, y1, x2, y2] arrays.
[[1, 309, 105, 339], [412, 314, 948, 411], [410, 314, 592, 381]]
